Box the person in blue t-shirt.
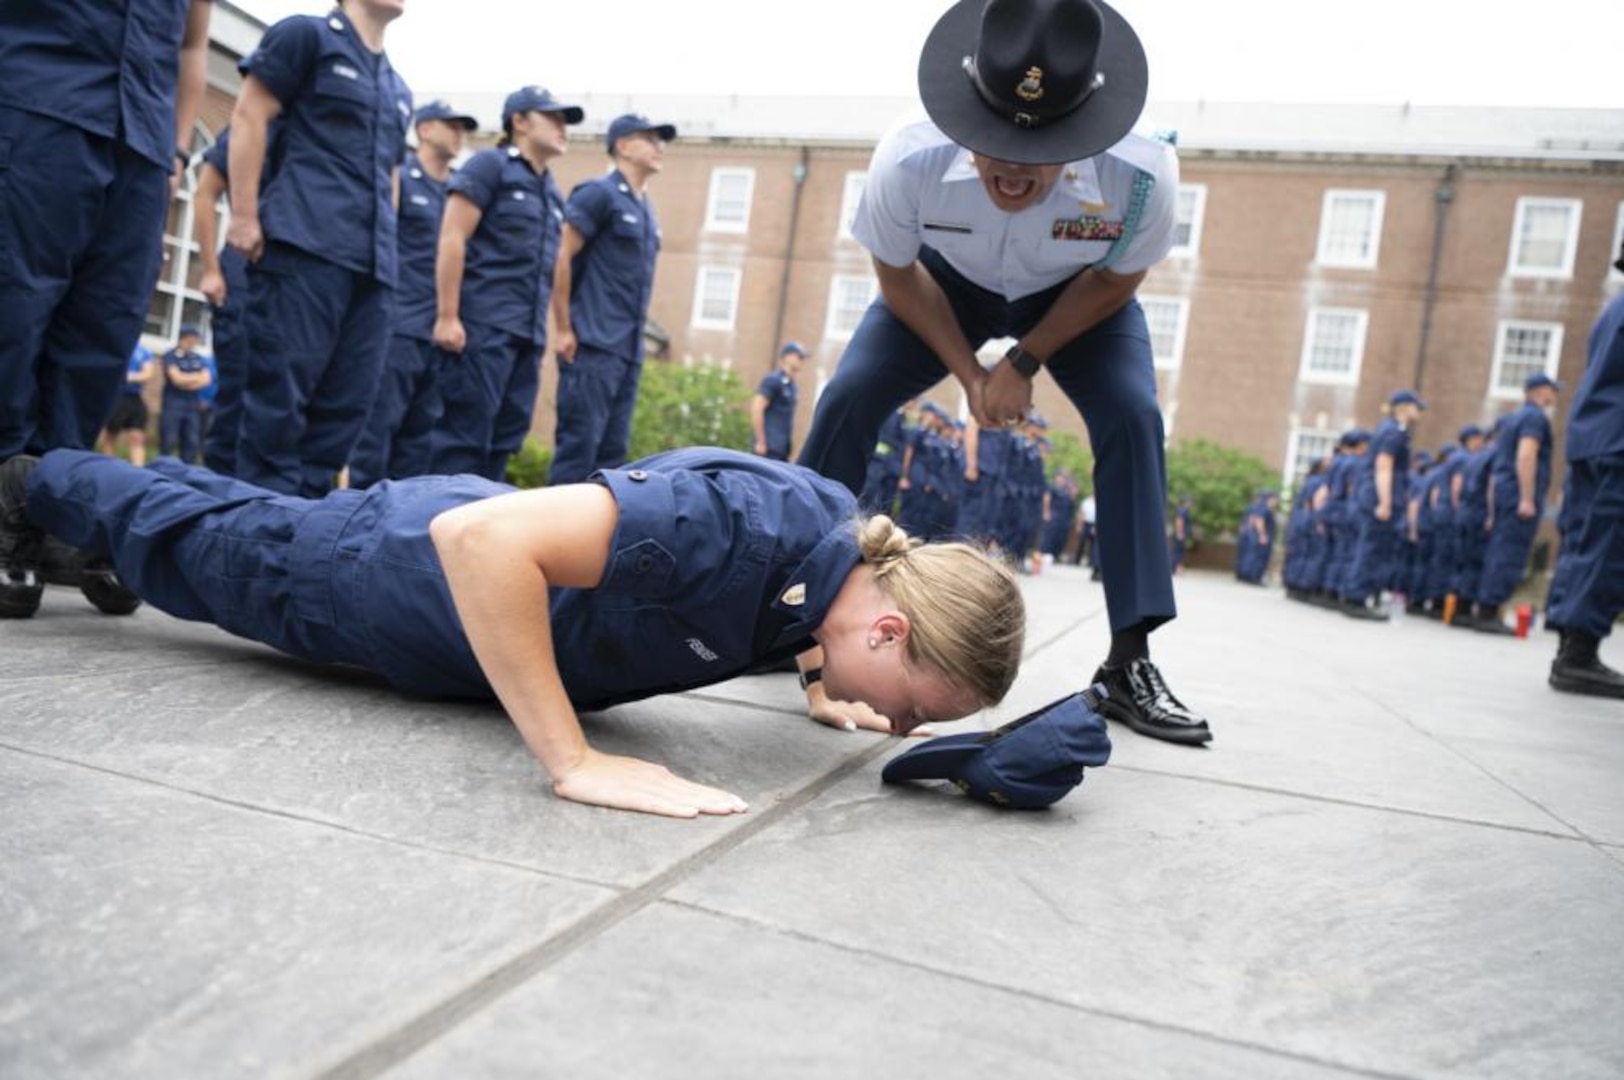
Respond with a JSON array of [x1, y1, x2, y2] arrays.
[[3, 449, 1025, 818], [751, 342, 808, 461], [1546, 273, 1624, 697], [548, 113, 676, 485], [227, 0, 412, 497], [349, 100, 477, 488], [427, 87, 577, 483], [158, 326, 213, 464], [0, 1, 212, 471]]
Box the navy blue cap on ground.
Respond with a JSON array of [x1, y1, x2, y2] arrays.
[[502, 86, 584, 128], [1524, 372, 1563, 392], [1389, 389, 1428, 410], [606, 113, 677, 153], [780, 341, 808, 357], [881, 688, 1113, 809], [413, 100, 478, 130]]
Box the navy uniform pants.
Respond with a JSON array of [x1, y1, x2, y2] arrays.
[[351, 334, 443, 488], [1477, 480, 1542, 607], [27, 450, 501, 699], [797, 250, 1173, 634], [1424, 511, 1458, 602], [159, 402, 204, 463], [1342, 509, 1398, 602], [0, 106, 169, 458], [1546, 459, 1624, 639], [238, 244, 392, 498], [550, 345, 643, 486], [1454, 511, 1489, 603], [955, 474, 998, 540], [426, 320, 540, 484], [202, 300, 249, 475]]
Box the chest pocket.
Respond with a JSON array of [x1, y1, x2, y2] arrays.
[[491, 191, 543, 250], [312, 64, 375, 130], [610, 212, 644, 244]]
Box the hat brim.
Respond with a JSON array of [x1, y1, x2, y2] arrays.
[[917, 0, 1148, 166], [881, 731, 990, 784]]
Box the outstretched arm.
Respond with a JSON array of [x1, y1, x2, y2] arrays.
[[431, 485, 748, 818]]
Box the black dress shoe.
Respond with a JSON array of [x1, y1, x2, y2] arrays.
[[0, 456, 45, 619], [1550, 634, 1624, 699], [1091, 659, 1213, 746], [78, 556, 142, 616]]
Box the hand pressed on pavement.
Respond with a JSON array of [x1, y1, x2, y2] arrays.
[[551, 746, 749, 819]]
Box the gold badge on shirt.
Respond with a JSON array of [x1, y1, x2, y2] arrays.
[[780, 583, 807, 606]]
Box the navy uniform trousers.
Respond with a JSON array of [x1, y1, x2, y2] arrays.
[[550, 345, 644, 486], [0, 107, 169, 458], [202, 248, 251, 475], [1476, 477, 1542, 607], [798, 248, 1174, 634], [425, 320, 540, 483], [28, 449, 499, 700], [1546, 458, 1624, 640], [348, 333, 443, 486]]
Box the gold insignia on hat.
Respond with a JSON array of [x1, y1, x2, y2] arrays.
[[781, 583, 807, 606], [1016, 66, 1045, 103]]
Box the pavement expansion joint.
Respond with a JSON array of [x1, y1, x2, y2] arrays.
[[661, 899, 1416, 1080], [311, 737, 899, 1080]]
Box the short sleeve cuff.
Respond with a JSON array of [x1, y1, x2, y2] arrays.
[[592, 467, 679, 597], [448, 152, 501, 211]]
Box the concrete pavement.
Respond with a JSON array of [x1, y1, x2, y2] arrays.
[[3, 566, 1621, 1079]]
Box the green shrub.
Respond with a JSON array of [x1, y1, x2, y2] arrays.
[[506, 438, 552, 489], [1164, 438, 1276, 541], [627, 360, 753, 460], [1045, 430, 1094, 486]]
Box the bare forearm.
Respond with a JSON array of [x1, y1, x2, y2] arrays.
[[229, 114, 269, 222], [749, 397, 767, 441], [172, 2, 211, 156], [1021, 269, 1143, 362], [550, 259, 574, 334], [1516, 439, 1538, 503], [875, 261, 981, 386], [1375, 455, 1394, 509], [435, 234, 467, 320]]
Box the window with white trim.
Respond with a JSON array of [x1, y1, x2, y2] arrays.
[[691, 266, 742, 330], [1490, 320, 1564, 399], [1170, 183, 1206, 258], [1298, 308, 1368, 386], [146, 120, 215, 344], [1314, 189, 1385, 269], [703, 168, 755, 233], [1609, 202, 1624, 282], [824, 274, 878, 341], [837, 171, 867, 242], [1507, 197, 1582, 279], [1284, 427, 1339, 493], [1139, 295, 1190, 371]]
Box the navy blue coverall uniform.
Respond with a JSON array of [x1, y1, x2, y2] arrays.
[[859, 409, 909, 515], [956, 424, 1010, 541], [26, 447, 862, 706], [1546, 289, 1624, 640], [1343, 419, 1411, 604], [235, 9, 412, 497], [756, 369, 799, 461], [0, 0, 198, 458], [425, 146, 561, 483], [158, 347, 208, 462], [1476, 402, 1553, 608], [551, 169, 661, 485], [348, 151, 447, 487]]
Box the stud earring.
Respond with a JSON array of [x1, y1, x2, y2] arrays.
[[868, 638, 878, 648]]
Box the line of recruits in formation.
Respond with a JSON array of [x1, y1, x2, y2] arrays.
[[3, 0, 1225, 777], [1228, 279, 1624, 702]]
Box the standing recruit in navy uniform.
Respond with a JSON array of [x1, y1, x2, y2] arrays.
[[348, 100, 477, 487], [547, 113, 676, 485], [1545, 267, 1624, 697], [426, 87, 576, 482], [227, 0, 412, 497], [795, 0, 1211, 745], [751, 342, 808, 460], [0, 0, 212, 619]]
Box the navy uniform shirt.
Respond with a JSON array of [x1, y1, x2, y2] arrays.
[[393, 152, 449, 341], [564, 169, 661, 360], [1459, 441, 1498, 523], [1568, 289, 1624, 463], [973, 426, 1012, 478], [1357, 419, 1411, 510], [239, 8, 412, 285], [161, 348, 208, 407], [449, 146, 563, 345], [756, 369, 798, 456], [1491, 402, 1554, 508], [0, 0, 196, 170]]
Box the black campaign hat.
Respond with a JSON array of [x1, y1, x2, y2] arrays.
[[918, 0, 1149, 166]]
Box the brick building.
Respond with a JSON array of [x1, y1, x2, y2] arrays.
[[160, 21, 1624, 491]]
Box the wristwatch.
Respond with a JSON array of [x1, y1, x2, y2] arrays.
[[1005, 343, 1042, 378], [798, 666, 823, 691]]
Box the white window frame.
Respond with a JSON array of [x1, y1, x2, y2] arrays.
[[823, 274, 879, 342], [1314, 189, 1385, 270], [1169, 183, 1207, 259], [1609, 202, 1624, 283], [1297, 307, 1369, 387], [1489, 319, 1564, 401], [1507, 196, 1582, 279], [1139, 294, 1190, 372], [703, 167, 755, 234], [1283, 426, 1339, 495], [837, 171, 867, 242], [690, 266, 742, 331]]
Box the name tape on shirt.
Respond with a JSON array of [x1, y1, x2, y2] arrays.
[[331, 62, 360, 81], [1052, 216, 1124, 242]]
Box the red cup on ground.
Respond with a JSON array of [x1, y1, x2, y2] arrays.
[[1515, 604, 1533, 639]]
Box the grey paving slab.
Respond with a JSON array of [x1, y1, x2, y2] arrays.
[[665, 768, 1624, 1080], [384, 902, 1371, 1080], [0, 752, 613, 1080], [0, 642, 881, 889]]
